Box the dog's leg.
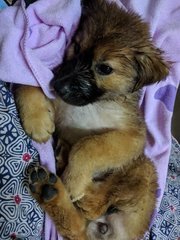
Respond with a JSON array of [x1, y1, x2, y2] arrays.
[[15, 85, 55, 142], [29, 166, 87, 240], [63, 129, 145, 200], [110, 159, 157, 240], [75, 181, 111, 220], [83, 158, 157, 240]]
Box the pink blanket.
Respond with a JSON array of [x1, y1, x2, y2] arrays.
[[0, 0, 179, 239], [0, 0, 81, 98]]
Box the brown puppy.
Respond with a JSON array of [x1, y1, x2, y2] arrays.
[[16, 0, 169, 239]]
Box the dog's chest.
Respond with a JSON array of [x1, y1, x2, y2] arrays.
[[56, 101, 126, 144]]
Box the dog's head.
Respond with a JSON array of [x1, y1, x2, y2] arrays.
[[52, 0, 169, 106]]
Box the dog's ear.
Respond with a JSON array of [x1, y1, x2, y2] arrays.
[[133, 47, 169, 91]]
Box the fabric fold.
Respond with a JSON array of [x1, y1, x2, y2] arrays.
[[0, 0, 81, 98]]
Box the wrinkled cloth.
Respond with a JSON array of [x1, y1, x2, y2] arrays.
[[0, 0, 81, 239], [0, 0, 180, 239], [120, 0, 180, 210], [0, 0, 81, 98]]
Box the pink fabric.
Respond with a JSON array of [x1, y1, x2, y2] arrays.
[[0, 0, 81, 239], [0, 0, 179, 239], [0, 0, 81, 98], [119, 0, 180, 209]]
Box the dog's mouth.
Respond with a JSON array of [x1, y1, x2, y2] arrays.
[[52, 58, 105, 106]]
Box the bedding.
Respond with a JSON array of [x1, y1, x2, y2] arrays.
[[0, 80, 44, 239], [0, 0, 179, 239]]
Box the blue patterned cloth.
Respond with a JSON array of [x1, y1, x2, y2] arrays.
[[144, 138, 180, 240], [0, 81, 44, 240]]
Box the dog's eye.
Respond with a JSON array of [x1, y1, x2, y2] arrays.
[[95, 64, 113, 75], [74, 42, 81, 55]]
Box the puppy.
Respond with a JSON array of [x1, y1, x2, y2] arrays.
[[16, 0, 169, 239]]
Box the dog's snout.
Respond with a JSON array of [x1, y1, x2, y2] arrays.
[[53, 79, 71, 97], [52, 57, 105, 106], [53, 73, 104, 106]]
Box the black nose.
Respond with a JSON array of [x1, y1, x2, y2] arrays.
[[52, 76, 87, 106], [52, 74, 104, 106], [53, 79, 71, 97]]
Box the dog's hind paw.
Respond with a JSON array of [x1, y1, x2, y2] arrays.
[[29, 166, 59, 203]]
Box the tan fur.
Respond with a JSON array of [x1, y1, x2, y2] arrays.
[[15, 85, 55, 142], [29, 156, 157, 240], [15, 0, 170, 239]]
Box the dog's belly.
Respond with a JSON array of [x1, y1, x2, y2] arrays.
[[56, 101, 126, 145]]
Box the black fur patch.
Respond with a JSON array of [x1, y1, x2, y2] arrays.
[[52, 53, 104, 106]]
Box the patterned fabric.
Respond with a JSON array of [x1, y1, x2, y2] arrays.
[[0, 80, 44, 240], [144, 138, 180, 240]]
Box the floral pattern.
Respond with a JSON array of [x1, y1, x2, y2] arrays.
[[0, 81, 44, 240], [144, 138, 180, 239]]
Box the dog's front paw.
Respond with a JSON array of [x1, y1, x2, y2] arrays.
[[21, 101, 55, 143], [29, 166, 59, 203], [15, 86, 55, 143]]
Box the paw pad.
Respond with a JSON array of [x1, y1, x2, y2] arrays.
[[29, 166, 58, 202], [41, 184, 58, 201]]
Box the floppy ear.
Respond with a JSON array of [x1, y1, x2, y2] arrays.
[[133, 47, 169, 91]]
